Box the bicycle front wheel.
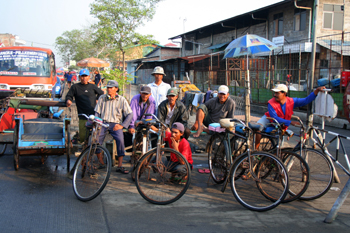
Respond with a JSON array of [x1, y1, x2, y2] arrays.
[[72, 145, 112, 202], [135, 147, 191, 205], [208, 134, 229, 184], [230, 152, 289, 211]]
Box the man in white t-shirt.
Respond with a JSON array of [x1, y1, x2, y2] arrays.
[[147, 66, 171, 107]]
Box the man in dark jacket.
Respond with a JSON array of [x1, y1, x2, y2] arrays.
[[157, 88, 190, 139], [66, 68, 104, 144]]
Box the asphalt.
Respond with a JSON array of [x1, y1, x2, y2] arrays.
[[0, 84, 348, 232], [0, 121, 349, 233]]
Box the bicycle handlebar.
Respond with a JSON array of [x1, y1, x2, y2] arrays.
[[78, 114, 109, 128], [144, 113, 168, 129]]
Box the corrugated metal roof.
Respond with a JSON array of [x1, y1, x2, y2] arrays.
[[169, 0, 290, 40], [318, 40, 350, 56]]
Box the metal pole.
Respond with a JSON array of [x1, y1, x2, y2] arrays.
[[324, 177, 350, 223], [245, 54, 251, 123], [306, 0, 318, 130]]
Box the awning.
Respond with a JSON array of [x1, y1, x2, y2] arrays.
[[317, 40, 350, 56], [207, 42, 229, 50]]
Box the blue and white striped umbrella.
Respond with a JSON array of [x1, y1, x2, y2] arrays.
[[223, 34, 278, 58]]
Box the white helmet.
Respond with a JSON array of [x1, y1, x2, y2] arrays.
[[151, 66, 166, 76]]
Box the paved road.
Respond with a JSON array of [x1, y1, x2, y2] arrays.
[[0, 84, 348, 232], [0, 135, 349, 233]]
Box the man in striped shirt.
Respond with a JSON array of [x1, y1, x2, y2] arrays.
[[94, 80, 133, 174]]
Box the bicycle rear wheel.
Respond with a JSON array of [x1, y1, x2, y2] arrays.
[[297, 148, 334, 200], [135, 147, 191, 205], [208, 134, 229, 184], [72, 145, 112, 202], [230, 152, 289, 211], [264, 149, 310, 203]]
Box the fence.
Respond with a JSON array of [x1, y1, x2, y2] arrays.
[[192, 32, 350, 119]]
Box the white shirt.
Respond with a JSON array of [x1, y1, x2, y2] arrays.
[[148, 81, 171, 107], [165, 103, 175, 125]]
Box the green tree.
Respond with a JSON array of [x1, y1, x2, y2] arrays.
[[90, 0, 161, 70], [101, 69, 134, 95], [55, 27, 109, 65]]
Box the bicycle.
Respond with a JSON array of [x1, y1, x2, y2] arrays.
[[134, 114, 191, 205], [287, 115, 345, 200], [248, 117, 310, 203], [130, 118, 158, 180], [72, 114, 112, 202], [207, 122, 276, 185], [208, 118, 289, 211]]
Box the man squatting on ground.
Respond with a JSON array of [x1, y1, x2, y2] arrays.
[[94, 80, 133, 174]]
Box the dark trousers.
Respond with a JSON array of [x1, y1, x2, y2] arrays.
[[98, 122, 125, 157]]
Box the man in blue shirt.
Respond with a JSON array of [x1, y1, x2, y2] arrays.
[[255, 84, 325, 149]]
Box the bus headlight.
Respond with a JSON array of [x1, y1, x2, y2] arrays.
[[0, 84, 8, 89]]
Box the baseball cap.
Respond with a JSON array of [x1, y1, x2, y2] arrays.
[[106, 80, 119, 88], [79, 69, 90, 76], [218, 85, 229, 95], [171, 122, 184, 133], [167, 88, 179, 96], [140, 86, 151, 94], [271, 84, 288, 93], [151, 66, 166, 76]]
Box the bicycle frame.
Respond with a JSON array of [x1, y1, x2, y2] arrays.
[[309, 126, 350, 176]]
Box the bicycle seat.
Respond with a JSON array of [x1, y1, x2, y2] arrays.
[[248, 122, 264, 132], [219, 118, 234, 131]]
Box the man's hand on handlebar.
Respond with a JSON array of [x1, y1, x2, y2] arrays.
[[291, 121, 301, 127], [128, 128, 135, 134]]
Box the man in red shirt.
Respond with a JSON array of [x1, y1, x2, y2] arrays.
[[163, 122, 193, 183]]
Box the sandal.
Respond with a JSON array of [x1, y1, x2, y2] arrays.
[[116, 166, 129, 174]]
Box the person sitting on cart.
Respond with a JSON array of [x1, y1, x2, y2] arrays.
[[192, 85, 235, 138], [66, 68, 104, 145], [163, 122, 193, 183], [255, 84, 326, 149], [125, 85, 156, 150], [94, 80, 133, 174], [157, 87, 191, 139]]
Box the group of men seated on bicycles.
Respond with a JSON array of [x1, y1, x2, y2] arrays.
[[66, 66, 325, 176]]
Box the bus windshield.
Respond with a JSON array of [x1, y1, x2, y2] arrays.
[[0, 50, 51, 77]]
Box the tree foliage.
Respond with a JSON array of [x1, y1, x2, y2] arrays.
[[101, 69, 134, 95], [55, 27, 108, 65], [90, 0, 161, 69]]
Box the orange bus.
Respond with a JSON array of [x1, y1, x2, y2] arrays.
[[0, 46, 57, 91]]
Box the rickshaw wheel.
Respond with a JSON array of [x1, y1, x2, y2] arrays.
[[13, 124, 19, 171], [0, 144, 7, 155], [66, 127, 71, 171]]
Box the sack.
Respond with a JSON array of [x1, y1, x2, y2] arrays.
[[219, 118, 234, 131]]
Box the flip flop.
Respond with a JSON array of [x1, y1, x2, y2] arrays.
[[198, 169, 205, 174]]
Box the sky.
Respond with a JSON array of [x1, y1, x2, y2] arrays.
[[1, 0, 282, 66]]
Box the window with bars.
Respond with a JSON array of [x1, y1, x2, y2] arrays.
[[323, 4, 344, 30], [294, 9, 306, 31]]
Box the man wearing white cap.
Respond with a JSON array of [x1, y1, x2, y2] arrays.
[[192, 85, 235, 137], [147, 66, 171, 107], [255, 84, 325, 148]]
